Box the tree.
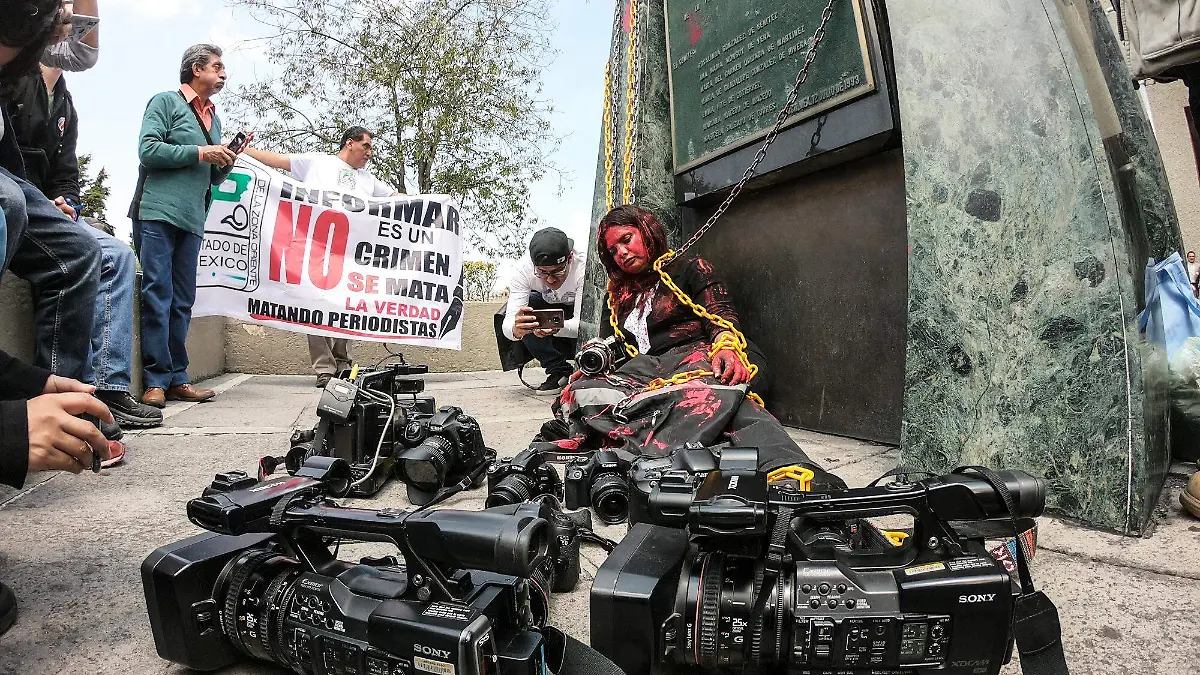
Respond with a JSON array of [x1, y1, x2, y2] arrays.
[[77, 154, 110, 223], [462, 260, 500, 301], [224, 0, 563, 259]]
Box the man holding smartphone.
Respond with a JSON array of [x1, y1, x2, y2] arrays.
[[500, 227, 585, 395]]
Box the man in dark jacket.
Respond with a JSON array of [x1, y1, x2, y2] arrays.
[[0, 0, 113, 637], [8, 66, 162, 430]]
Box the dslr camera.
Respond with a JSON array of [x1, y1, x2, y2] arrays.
[[591, 449, 1046, 675], [486, 447, 565, 508], [563, 449, 635, 525], [285, 363, 436, 498], [575, 335, 630, 377], [142, 457, 582, 675]]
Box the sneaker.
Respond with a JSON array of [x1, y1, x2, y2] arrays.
[[0, 581, 16, 636], [1182, 471, 1200, 519], [96, 390, 164, 428], [100, 418, 123, 441], [316, 373, 332, 388], [101, 440, 126, 469], [534, 373, 569, 397]]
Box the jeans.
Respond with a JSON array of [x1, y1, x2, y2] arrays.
[[79, 227, 136, 392], [133, 219, 202, 390], [308, 336, 353, 376], [0, 168, 100, 379], [519, 291, 576, 377]]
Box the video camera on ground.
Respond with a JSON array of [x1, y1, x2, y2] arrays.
[[142, 457, 583, 675], [278, 363, 492, 503], [591, 449, 1048, 675]]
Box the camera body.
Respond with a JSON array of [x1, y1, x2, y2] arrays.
[[563, 449, 635, 525], [575, 335, 630, 377], [625, 442, 724, 526], [288, 363, 436, 497], [591, 451, 1047, 675], [486, 447, 564, 508], [143, 458, 572, 675], [394, 405, 490, 505]]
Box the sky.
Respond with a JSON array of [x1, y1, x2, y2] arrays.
[[64, 0, 613, 270]]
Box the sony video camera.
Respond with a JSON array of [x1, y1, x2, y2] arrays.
[[142, 457, 582, 675], [284, 363, 437, 498], [575, 335, 630, 377], [591, 449, 1046, 675]]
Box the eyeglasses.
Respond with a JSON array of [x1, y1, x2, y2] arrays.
[[534, 264, 569, 280]]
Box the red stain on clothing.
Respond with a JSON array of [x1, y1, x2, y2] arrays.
[[675, 385, 722, 421]]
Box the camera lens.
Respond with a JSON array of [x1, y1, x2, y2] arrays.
[[215, 549, 303, 668], [578, 348, 607, 376], [399, 435, 456, 492], [589, 473, 630, 524], [674, 552, 763, 669], [487, 472, 537, 508]]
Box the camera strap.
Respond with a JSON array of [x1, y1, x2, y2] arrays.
[[543, 626, 626, 675], [953, 466, 1069, 675], [741, 503, 795, 671]]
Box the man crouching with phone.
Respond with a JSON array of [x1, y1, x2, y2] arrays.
[[500, 227, 585, 395]]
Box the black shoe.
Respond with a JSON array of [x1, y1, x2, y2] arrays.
[[0, 581, 16, 636], [316, 374, 332, 388], [534, 373, 569, 396], [101, 418, 123, 441], [96, 390, 164, 428]]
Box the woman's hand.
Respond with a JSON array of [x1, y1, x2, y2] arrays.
[[711, 347, 751, 386]]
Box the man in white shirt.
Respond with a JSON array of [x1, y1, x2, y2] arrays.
[[244, 126, 401, 386], [500, 227, 585, 395]]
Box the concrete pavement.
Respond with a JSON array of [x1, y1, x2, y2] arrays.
[[0, 372, 1196, 674]]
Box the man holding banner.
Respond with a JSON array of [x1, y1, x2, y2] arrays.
[[244, 126, 402, 387]]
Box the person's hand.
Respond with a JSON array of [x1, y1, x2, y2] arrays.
[[512, 307, 540, 339], [52, 197, 76, 220], [42, 374, 96, 395], [236, 131, 255, 154], [199, 145, 237, 167], [26, 393, 112, 474], [51, 2, 74, 43], [711, 348, 751, 386]]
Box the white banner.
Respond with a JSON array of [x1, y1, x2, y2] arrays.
[[193, 157, 465, 349]]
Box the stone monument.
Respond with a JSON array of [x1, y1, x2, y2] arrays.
[[581, 0, 1180, 534]]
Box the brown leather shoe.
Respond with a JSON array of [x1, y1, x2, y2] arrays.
[[141, 387, 166, 408], [1182, 472, 1200, 519], [166, 383, 216, 403]]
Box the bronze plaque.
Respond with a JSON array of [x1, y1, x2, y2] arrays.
[[665, 0, 877, 172]]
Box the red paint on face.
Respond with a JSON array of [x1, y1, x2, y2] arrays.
[[604, 225, 651, 275]]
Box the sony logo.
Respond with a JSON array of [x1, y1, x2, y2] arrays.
[[414, 644, 452, 659], [958, 593, 996, 603], [728, 476, 739, 490], [951, 659, 991, 667]]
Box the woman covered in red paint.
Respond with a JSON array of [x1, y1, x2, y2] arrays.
[[541, 205, 835, 480], [595, 204, 771, 396]]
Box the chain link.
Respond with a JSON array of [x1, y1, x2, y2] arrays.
[[665, 0, 838, 265], [621, 0, 641, 206]]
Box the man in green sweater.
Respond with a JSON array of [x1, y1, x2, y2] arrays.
[[127, 44, 247, 408]]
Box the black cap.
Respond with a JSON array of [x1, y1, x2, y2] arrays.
[[529, 227, 573, 266]]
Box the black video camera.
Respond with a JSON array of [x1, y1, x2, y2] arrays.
[[575, 335, 630, 377], [282, 363, 436, 497], [143, 457, 582, 675], [591, 449, 1047, 675]]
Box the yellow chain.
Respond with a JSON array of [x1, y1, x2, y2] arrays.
[[621, 0, 639, 205], [767, 465, 814, 490], [601, 60, 616, 212]]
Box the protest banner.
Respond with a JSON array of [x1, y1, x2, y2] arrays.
[[193, 156, 465, 349]]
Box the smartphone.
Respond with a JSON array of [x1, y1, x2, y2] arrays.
[[530, 309, 565, 330], [227, 131, 249, 154], [69, 14, 99, 42]]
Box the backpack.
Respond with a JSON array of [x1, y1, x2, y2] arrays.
[[1117, 0, 1200, 79]]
